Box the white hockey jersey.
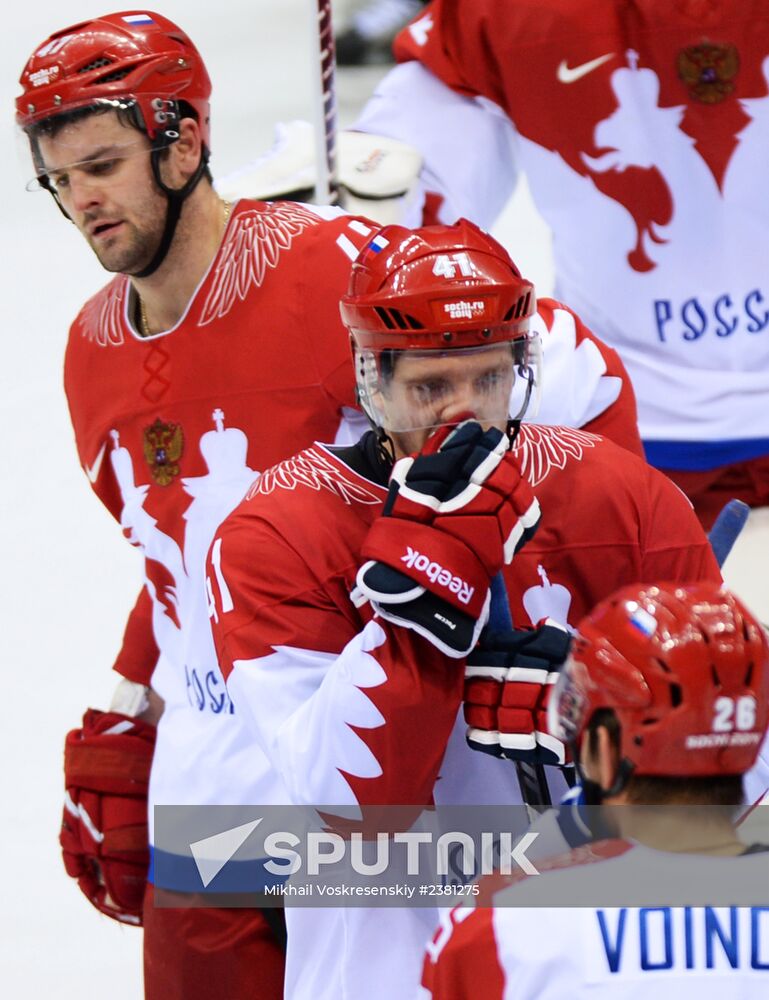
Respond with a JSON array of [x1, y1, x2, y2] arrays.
[[422, 841, 769, 998], [357, 0, 769, 471]]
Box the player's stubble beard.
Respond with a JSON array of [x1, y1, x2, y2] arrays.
[[84, 191, 167, 276]]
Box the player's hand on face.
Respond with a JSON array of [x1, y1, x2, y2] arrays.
[[355, 419, 541, 657], [464, 620, 573, 766]]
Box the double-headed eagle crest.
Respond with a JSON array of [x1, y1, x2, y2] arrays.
[[677, 42, 739, 104], [143, 418, 184, 486]]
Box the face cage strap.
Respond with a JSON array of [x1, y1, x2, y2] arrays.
[[512, 362, 536, 422], [355, 385, 397, 465], [131, 144, 210, 278], [571, 740, 636, 806]]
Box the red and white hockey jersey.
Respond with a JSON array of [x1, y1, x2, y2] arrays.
[[422, 841, 769, 999], [208, 426, 719, 1000], [64, 199, 378, 841], [356, 0, 769, 471]]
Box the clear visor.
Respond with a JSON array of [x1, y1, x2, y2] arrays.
[[19, 97, 167, 192], [355, 333, 541, 436]]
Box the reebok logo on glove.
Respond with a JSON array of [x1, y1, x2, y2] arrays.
[[401, 546, 474, 605]]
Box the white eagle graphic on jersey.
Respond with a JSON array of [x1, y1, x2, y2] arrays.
[[512, 423, 598, 488], [78, 202, 324, 345], [250, 445, 383, 505], [79, 279, 127, 347], [199, 202, 322, 325]]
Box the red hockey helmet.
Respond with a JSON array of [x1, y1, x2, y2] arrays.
[[16, 10, 211, 151], [549, 582, 769, 777], [339, 220, 540, 434], [340, 220, 535, 350]]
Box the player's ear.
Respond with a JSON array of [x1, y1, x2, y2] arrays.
[[595, 724, 621, 793], [167, 117, 203, 184]]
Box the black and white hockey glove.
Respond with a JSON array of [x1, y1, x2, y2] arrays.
[[464, 620, 573, 765], [355, 420, 541, 657]]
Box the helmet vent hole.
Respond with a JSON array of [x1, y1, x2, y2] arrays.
[[744, 661, 754, 686], [509, 291, 532, 319], [389, 309, 409, 330], [378, 308, 424, 331], [374, 307, 395, 330], [710, 664, 721, 687], [78, 57, 114, 74], [654, 656, 671, 675], [94, 68, 131, 85], [669, 683, 683, 708]]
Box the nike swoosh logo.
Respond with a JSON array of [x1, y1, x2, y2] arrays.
[[84, 442, 107, 483], [557, 53, 615, 84]]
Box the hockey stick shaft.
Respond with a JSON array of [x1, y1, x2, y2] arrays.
[[308, 0, 339, 205], [708, 498, 750, 569], [489, 574, 552, 810]]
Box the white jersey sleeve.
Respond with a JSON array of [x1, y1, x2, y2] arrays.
[[354, 61, 519, 228]]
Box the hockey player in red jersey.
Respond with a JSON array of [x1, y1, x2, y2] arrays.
[[207, 221, 721, 1000], [422, 580, 769, 999], [15, 10, 390, 999]]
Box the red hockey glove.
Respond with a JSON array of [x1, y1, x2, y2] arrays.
[[357, 420, 541, 656], [60, 709, 156, 925], [464, 621, 572, 765]]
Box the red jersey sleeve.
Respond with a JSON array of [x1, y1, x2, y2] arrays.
[[422, 905, 505, 999], [394, 0, 509, 106], [208, 510, 464, 810], [111, 587, 160, 684]]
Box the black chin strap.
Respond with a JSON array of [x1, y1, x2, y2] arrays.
[[571, 741, 636, 806], [507, 418, 523, 444], [131, 147, 209, 278]]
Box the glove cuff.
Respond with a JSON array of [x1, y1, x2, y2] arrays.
[[64, 710, 155, 796], [362, 517, 490, 617]]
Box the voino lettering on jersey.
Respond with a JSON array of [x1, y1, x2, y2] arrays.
[[597, 907, 769, 973], [654, 287, 769, 342], [401, 547, 474, 605]]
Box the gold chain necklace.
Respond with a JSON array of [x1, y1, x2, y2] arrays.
[[137, 200, 232, 337]]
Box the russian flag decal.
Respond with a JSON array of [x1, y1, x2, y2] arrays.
[[367, 234, 389, 254], [122, 14, 156, 26]]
